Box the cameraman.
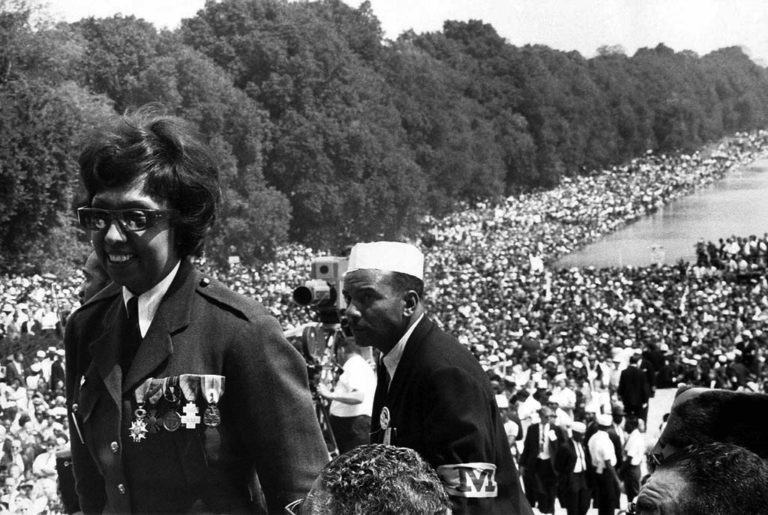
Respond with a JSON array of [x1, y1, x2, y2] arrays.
[[316, 338, 376, 453]]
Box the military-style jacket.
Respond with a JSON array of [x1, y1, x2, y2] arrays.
[[65, 260, 328, 514], [370, 317, 533, 515]]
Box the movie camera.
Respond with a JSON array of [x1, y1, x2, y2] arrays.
[[286, 256, 352, 455]]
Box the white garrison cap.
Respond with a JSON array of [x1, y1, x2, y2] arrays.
[[346, 241, 424, 280], [597, 414, 613, 427], [571, 421, 586, 433]]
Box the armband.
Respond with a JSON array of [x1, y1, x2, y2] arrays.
[[436, 462, 498, 498]]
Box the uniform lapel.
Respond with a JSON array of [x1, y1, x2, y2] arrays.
[[122, 261, 196, 394], [88, 284, 125, 408]]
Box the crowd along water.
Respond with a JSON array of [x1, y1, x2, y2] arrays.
[[555, 158, 768, 268]]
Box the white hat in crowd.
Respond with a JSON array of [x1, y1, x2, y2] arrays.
[[597, 414, 613, 427], [346, 242, 424, 280], [571, 421, 587, 433]]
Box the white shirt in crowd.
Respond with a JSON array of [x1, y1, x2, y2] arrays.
[[329, 354, 376, 418], [624, 428, 646, 467], [588, 430, 617, 474]]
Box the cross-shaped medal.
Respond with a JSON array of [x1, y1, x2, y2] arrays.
[[181, 402, 201, 429]]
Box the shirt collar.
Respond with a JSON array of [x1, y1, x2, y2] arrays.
[[122, 260, 181, 338], [382, 313, 424, 383]]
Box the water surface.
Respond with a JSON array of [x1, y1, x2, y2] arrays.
[[555, 158, 768, 268]]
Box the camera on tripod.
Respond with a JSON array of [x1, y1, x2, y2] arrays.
[[287, 256, 352, 456], [287, 256, 351, 380], [292, 256, 349, 327]]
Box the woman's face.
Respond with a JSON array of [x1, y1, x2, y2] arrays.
[[90, 176, 180, 295]]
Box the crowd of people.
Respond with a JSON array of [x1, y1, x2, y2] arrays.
[[0, 129, 767, 512]]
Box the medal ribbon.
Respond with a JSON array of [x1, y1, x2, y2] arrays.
[[134, 379, 152, 407], [179, 374, 200, 403], [202, 375, 225, 404], [145, 378, 165, 405]]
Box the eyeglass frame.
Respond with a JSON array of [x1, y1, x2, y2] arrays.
[[77, 207, 178, 232], [284, 498, 303, 515]]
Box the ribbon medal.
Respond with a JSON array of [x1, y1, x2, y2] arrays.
[[202, 375, 225, 428], [162, 376, 182, 432], [130, 380, 151, 443], [179, 374, 202, 429]]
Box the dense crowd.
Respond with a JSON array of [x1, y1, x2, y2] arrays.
[[0, 130, 767, 512]]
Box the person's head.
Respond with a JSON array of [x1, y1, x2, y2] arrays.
[[297, 444, 450, 515], [343, 242, 425, 353], [6, 464, 20, 480], [538, 406, 555, 424], [612, 404, 624, 424], [571, 421, 586, 442], [624, 415, 639, 433], [77, 108, 220, 295], [334, 336, 363, 364], [79, 251, 110, 303], [635, 442, 768, 515]]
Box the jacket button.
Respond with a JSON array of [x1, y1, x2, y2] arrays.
[[110, 441, 119, 453], [118, 484, 126, 495]]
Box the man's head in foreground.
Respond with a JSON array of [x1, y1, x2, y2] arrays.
[[635, 442, 768, 515], [298, 444, 450, 514]]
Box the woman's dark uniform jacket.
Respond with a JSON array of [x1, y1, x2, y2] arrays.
[[65, 260, 328, 514], [370, 317, 533, 515]]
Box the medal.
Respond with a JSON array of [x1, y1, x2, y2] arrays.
[[130, 380, 151, 443], [163, 376, 181, 432], [202, 375, 225, 428], [380, 406, 390, 430], [181, 402, 201, 429], [163, 410, 181, 432], [203, 405, 221, 427], [146, 409, 161, 434], [129, 418, 148, 442], [178, 375, 202, 429]]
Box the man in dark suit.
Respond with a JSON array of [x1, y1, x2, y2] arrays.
[[555, 421, 592, 515], [519, 406, 566, 514], [344, 241, 532, 515], [66, 110, 328, 514], [617, 354, 651, 422]]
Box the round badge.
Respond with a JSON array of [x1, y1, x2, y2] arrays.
[[380, 407, 390, 430], [163, 410, 182, 432]]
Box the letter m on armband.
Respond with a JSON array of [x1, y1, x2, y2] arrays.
[[437, 463, 498, 498]]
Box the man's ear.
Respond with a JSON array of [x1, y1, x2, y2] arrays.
[[403, 291, 420, 316]]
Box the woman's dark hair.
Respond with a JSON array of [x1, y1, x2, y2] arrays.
[[78, 107, 220, 257]]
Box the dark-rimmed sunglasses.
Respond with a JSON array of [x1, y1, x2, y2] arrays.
[[284, 498, 303, 514], [77, 207, 177, 232]]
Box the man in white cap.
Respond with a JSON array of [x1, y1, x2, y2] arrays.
[[555, 421, 592, 515], [588, 414, 620, 515], [343, 241, 532, 515]]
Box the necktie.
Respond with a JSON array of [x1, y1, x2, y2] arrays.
[[378, 359, 390, 391], [575, 442, 584, 471], [120, 297, 141, 372], [540, 424, 547, 455]]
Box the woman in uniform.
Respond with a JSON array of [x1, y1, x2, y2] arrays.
[[65, 108, 328, 514]]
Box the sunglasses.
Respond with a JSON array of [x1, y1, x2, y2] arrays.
[[284, 498, 303, 514], [78, 207, 177, 232]]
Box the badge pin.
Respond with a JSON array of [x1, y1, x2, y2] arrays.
[[380, 407, 390, 430]]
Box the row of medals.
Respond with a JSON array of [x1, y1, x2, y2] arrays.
[[129, 377, 222, 443]]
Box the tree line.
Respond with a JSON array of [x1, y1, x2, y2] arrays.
[[2, 0, 768, 273]]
